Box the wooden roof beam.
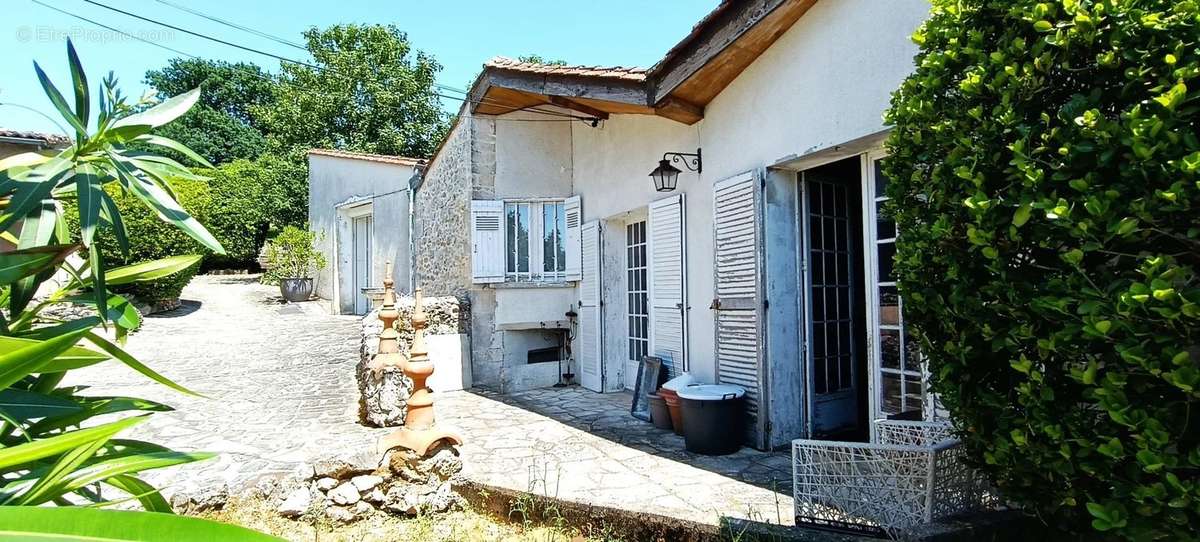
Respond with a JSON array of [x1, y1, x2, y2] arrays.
[[654, 96, 704, 125], [546, 96, 610, 120]]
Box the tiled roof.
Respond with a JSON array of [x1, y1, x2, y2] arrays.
[[0, 129, 71, 147], [485, 56, 648, 82], [307, 148, 424, 166]]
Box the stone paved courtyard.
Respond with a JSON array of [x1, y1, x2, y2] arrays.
[[71, 275, 794, 528], [443, 388, 795, 527]]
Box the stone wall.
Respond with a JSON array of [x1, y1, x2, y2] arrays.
[[414, 111, 492, 299]]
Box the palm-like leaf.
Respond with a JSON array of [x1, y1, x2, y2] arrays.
[[0, 38, 244, 535]]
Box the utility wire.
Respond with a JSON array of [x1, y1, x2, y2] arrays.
[[32, 1, 598, 123], [81, 0, 583, 120], [153, 0, 308, 52]]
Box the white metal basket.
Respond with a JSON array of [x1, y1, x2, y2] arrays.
[[791, 420, 992, 537]]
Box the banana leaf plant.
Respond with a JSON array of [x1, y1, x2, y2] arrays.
[[0, 40, 278, 540]]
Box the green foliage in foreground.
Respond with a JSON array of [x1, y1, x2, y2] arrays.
[[884, 1, 1199, 539], [0, 39, 268, 539], [0, 507, 283, 541]]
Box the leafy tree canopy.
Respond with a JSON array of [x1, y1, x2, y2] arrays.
[[258, 24, 448, 158], [144, 58, 276, 129], [517, 54, 567, 66], [152, 106, 267, 166]]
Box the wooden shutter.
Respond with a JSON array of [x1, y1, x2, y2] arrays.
[[648, 193, 687, 378], [470, 200, 504, 283], [578, 220, 603, 392], [712, 172, 767, 448], [564, 196, 582, 281]]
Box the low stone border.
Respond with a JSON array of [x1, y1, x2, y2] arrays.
[[274, 443, 465, 524]]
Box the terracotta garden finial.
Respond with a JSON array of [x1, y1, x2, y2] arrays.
[[379, 287, 463, 456], [368, 262, 405, 376]]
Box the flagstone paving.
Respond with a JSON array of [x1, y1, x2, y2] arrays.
[[69, 274, 794, 528]]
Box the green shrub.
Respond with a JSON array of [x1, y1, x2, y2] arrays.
[[262, 225, 326, 282], [884, 1, 1199, 539], [197, 155, 308, 270], [68, 177, 213, 303]]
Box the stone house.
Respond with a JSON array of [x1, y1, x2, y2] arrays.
[[413, 0, 935, 451], [308, 149, 422, 315]]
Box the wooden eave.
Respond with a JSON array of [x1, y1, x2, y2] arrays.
[[465, 0, 819, 126], [469, 68, 703, 125], [650, 0, 817, 108]]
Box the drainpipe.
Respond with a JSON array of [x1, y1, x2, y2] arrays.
[[406, 161, 427, 294]]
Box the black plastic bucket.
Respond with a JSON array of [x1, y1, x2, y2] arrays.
[[677, 384, 746, 455]]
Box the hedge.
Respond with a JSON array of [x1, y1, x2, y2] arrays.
[[67, 177, 213, 303], [197, 155, 308, 270], [884, 1, 1199, 539]]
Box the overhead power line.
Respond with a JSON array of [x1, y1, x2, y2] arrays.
[[153, 0, 308, 52], [81, 0, 525, 105], [32, 0, 600, 124]]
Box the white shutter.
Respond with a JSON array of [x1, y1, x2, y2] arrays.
[[564, 196, 582, 281], [713, 172, 766, 448], [578, 220, 603, 392], [470, 200, 504, 283], [648, 194, 687, 378]]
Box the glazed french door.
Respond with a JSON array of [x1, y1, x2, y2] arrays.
[[864, 152, 933, 428], [802, 172, 860, 436]]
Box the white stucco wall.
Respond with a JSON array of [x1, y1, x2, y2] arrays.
[[562, 0, 928, 387], [494, 109, 574, 199], [699, 0, 929, 181], [308, 154, 414, 313]]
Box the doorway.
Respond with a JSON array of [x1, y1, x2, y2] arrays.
[[351, 214, 373, 315], [800, 157, 869, 439]]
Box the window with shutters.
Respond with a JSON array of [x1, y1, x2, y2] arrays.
[[505, 200, 567, 282]]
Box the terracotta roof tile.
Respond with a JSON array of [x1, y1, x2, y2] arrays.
[[485, 56, 648, 82], [0, 129, 71, 147], [307, 148, 424, 166]]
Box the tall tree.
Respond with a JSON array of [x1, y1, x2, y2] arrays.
[[143, 59, 278, 164], [144, 58, 276, 130], [258, 24, 448, 158]]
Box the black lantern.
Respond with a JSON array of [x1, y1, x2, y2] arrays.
[[648, 148, 701, 192], [649, 159, 682, 192]]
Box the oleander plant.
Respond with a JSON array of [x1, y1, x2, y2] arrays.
[[0, 40, 278, 540], [884, 1, 1199, 539]]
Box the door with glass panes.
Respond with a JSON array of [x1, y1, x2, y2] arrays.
[[801, 158, 866, 438], [864, 152, 929, 428]]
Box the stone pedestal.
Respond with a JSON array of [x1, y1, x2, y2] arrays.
[[357, 311, 412, 427]]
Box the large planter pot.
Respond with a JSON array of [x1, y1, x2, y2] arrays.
[[279, 277, 313, 302]]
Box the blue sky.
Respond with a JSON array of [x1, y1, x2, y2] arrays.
[[2, 0, 717, 135]]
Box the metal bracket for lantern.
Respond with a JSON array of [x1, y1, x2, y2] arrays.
[[649, 148, 702, 192]]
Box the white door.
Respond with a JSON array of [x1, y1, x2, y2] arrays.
[[712, 172, 767, 449], [648, 194, 687, 378], [352, 215, 373, 314], [578, 220, 604, 392]]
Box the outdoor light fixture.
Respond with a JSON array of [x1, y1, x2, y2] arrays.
[[649, 148, 702, 192]]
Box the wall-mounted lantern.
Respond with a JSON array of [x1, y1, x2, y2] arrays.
[[649, 148, 702, 192]]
